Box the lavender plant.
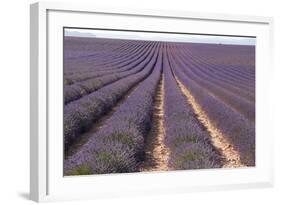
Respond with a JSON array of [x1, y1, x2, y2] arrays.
[[64, 46, 163, 174], [163, 46, 222, 170], [169, 49, 255, 166], [169, 47, 255, 121], [64, 43, 157, 104], [64, 43, 160, 149], [64, 42, 153, 85]]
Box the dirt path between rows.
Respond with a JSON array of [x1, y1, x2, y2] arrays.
[[175, 76, 245, 168], [139, 75, 170, 172]]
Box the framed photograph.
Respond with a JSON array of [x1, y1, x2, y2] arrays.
[[30, 1, 274, 202]]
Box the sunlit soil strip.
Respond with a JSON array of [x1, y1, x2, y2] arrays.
[[175, 76, 245, 168], [139, 75, 170, 171]]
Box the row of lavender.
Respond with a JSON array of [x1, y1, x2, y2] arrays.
[[169, 44, 255, 122], [173, 43, 255, 91], [64, 42, 154, 85], [64, 43, 158, 104], [179, 46, 255, 97], [64, 37, 153, 77], [163, 45, 222, 169], [64, 45, 163, 174], [64, 37, 255, 174], [169, 43, 255, 166], [64, 43, 161, 149]]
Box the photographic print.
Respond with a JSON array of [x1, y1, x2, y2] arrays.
[[63, 28, 255, 176]]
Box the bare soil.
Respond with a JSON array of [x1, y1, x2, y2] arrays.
[[175, 77, 245, 168], [139, 75, 170, 172]]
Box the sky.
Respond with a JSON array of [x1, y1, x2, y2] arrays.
[[64, 28, 256, 46]]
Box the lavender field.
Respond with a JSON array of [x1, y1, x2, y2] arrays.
[[63, 34, 255, 176]]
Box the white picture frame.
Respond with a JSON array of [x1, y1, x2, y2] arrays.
[[30, 1, 274, 202]]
